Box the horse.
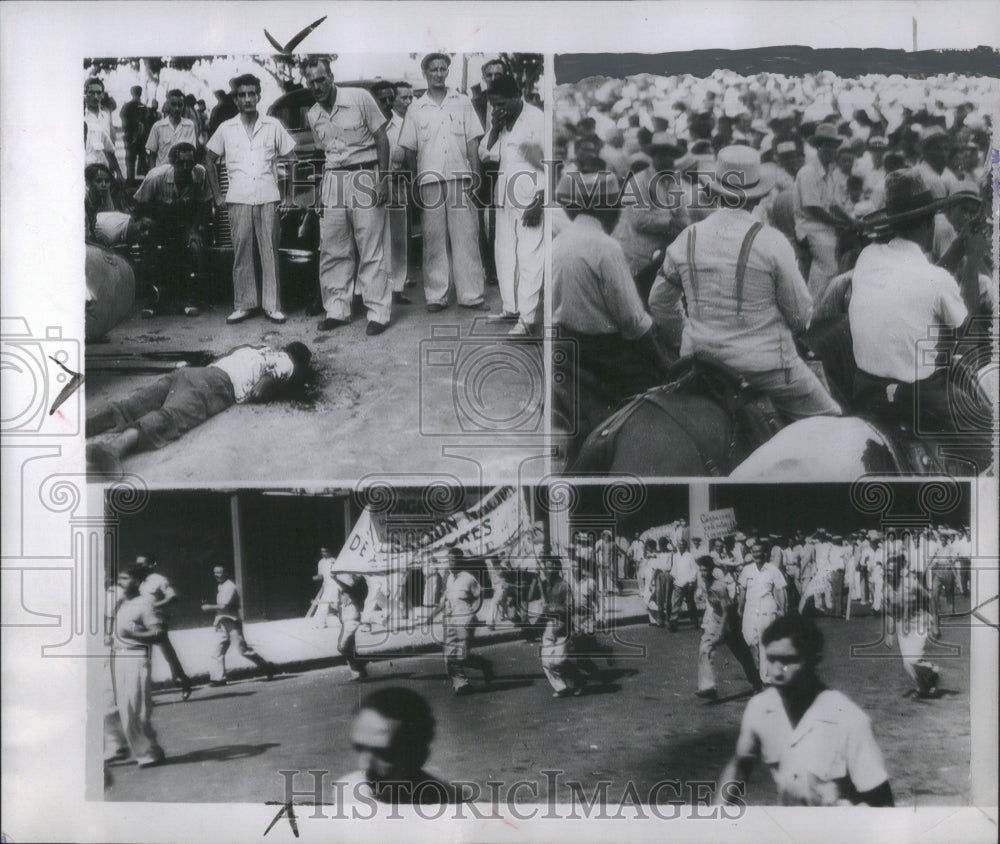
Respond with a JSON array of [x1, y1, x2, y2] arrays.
[[569, 311, 993, 478]]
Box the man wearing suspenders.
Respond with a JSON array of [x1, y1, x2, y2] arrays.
[[649, 145, 841, 422]]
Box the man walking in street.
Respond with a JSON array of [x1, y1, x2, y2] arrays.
[[104, 566, 166, 767], [201, 565, 276, 685], [431, 548, 493, 696], [399, 53, 488, 313], [207, 74, 296, 325], [303, 57, 393, 335], [738, 542, 787, 683], [717, 614, 893, 806], [134, 554, 193, 701], [696, 556, 763, 701]]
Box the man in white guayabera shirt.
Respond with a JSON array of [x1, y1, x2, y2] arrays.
[[85, 342, 312, 475]]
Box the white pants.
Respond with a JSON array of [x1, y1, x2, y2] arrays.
[[384, 202, 409, 292], [105, 650, 163, 764], [800, 220, 839, 303], [495, 203, 544, 324], [319, 170, 391, 324], [418, 179, 485, 307]]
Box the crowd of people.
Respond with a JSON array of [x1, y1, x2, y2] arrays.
[[552, 70, 994, 471], [84, 54, 545, 337], [105, 516, 969, 804]]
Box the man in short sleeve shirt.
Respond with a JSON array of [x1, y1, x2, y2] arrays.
[[206, 74, 296, 324], [399, 53, 487, 311], [718, 615, 892, 806], [145, 89, 200, 168], [303, 57, 392, 334]]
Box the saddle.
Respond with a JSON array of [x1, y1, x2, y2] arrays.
[[573, 354, 785, 475]]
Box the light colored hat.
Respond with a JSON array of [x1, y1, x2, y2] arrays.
[[704, 145, 777, 201]]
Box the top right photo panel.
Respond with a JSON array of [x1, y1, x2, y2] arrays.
[[551, 49, 997, 480]]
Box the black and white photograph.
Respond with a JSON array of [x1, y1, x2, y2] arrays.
[[82, 50, 546, 483], [551, 52, 997, 478], [96, 481, 976, 810], [2, 2, 998, 843]]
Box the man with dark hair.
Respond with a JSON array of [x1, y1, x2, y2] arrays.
[[201, 565, 276, 685], [208, 89, 237, 136], [850, 169, 990, 472], [717, 614, 893, 806], [303, 57, 392, 334], [133, 141, 212, 317], [339, 687, 456, 804], [399, 53, 488, 313], [430, 548, 494, 695], [86, 342, 312, 476], [85, 77, 123, 181], [146, 89, 199, 168], [794, 123, 850, 301], [134, 553, 193, 700], [207, 74, 296, 325], [552, 170, 673, 463], [104, 566, 166, 767], [696, 555, 762, 701], [371, 80, 411, 305], [479, 72, 544, 335], [738, 541, 788, 683], [120, 85, 148, 181]]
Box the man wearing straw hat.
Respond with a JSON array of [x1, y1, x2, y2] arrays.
[[850, 168, 990, 471], [649, 145, 841, 422]]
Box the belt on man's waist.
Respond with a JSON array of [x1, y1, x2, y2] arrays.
[[112, 644, 149, 653], [325, 160, 378, 173]]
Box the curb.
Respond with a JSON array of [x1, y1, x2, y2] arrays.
[[151, 610, 655, 693]]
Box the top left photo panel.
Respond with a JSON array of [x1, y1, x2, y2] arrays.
[[82, 51, 548, 486]]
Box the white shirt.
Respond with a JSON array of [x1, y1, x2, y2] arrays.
[[849, 238, 967, 382], [145, 116, 199, 167], [653, 208, 813, 373], [210, 345, 296, 403], [214, 579, 241, 624], [94, 212, 131, 247], [736, 687, 889, 805], [478, 102, 544, 208], [739, 562, 786, 617], [398, 89, 483, 186], [672, 551, 698, 587], [85, 111, 115, 165], [138, 571, 172, 601], [207, 114, 296, 204]]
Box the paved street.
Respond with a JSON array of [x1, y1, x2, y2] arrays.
[[105, 609, 972, 807]]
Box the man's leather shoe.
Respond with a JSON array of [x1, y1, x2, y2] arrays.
[[366, 321, 388, 336], [426, 302, 448, 313], [318, 317, 350, 331], [392, 292, 412, 305]]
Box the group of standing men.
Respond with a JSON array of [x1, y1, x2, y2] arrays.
[[85, 54, 545, 338]]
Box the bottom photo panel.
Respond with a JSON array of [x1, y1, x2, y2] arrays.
[[95, 480, 979, 812]]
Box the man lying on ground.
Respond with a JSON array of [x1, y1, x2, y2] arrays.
[[86, 341, 312, 476]]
